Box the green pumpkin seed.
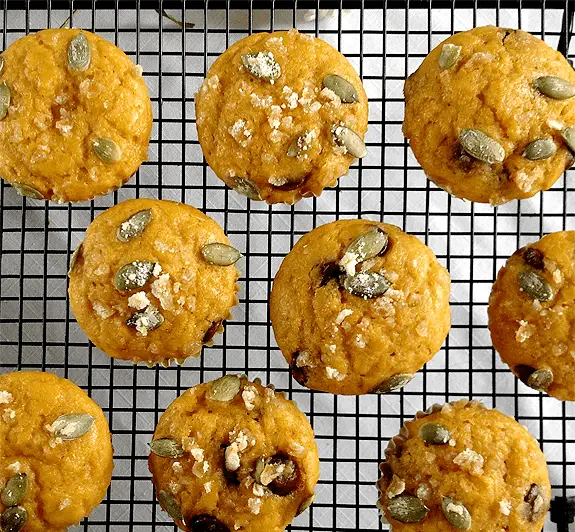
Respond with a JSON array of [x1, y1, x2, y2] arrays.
[[296, 494, 315, 516], [419, 423, 451, 445], [11, 183, 43, 200], [561, 127, 575, 152], [208, 375, 241, 402], [534, 76, 575, 100], [371, 374, 414, 394], [126, 306, 164, 333], [0, 56, 4, 74], [51, 413, 95, 440], [232, 177, 261, 201], [387, 494, 429, 523], [201, 243, 241, 266], [0, 81, 10, 121], [323, 74, 358, 103], [439, 43, 462, 70], [117, 210, 153, 242], [442, 497, 472, 530], [459, 129, 505, 164], [343, 227, 389, 264], [241, 52, 281, 81], [526, 368, 553, 392], [114, 260, 155, 291], [68, 242, 83, 277], [1, 474, 28, 507], [287, 130, 315, 159], [0, 506, 28, 532], [343, 271, 391, 299], [332, 125, 367, 158], [254, 456, 265, 483], [523, 138, 557, 160], [93, 137, 122, 164], [519, 270, 554, 301], [68, 32, 91, 71], [149, 438, 184, 458], [158, 490, 183, 521]]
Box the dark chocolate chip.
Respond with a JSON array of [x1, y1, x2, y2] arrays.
[[522, 248, 544, 270], [187, 515, 230, 532], [203, 320, 223, 344], [265, 453, 300, 496]]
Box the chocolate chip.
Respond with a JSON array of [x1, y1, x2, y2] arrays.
[[291, 352, 310, 386], [262, 454, 299, 496], [522, 248, 545, 270], [203, 320, 222, 344], [318, 262, 342, 287], [187, 514, 230, 532]]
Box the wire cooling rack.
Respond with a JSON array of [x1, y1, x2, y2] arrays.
[[1, 1, 575, 531]]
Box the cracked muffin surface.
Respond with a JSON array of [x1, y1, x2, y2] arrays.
[[489, 230, 575, 401], [377, 401, 550, 531], [269, 219, 451, 395], [195, 29, 368, 204], [68, 198, 239, 365], [404, 26, 575, 205], [0, 29, 152, 202], [148, 376, 319, 532], [0, 371, 113, 532]]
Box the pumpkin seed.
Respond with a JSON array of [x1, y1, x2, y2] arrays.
[[1, 474, 28, 507], [158, 490, 183, 522], [114, 260, 155, 291], [522, 247, 544, 270], [68, 32, 91, 71], [323, 74, 358, 103], [0, 81, 10, 121], [117, 209, 153, 242], [93, 138, 122, 163], [534, 76, 575, 100], [11, 183, 43, 200], [519, 270, 554, 301], [51, 413, 95, 440], [232, 177, 261, 201], [254, 456, 265, 483], [287, 130, 315, 159], [523, 138, 557, 160], [332, 125, 367, 158], [387, 494, 429, 523], [343, 227, 389, 265], [201, 243, 241, 266], [149, 438, 184, 458], [419, 422, 451, 445], [0, 506, 27, 532], [296, 494, 315, 516], [371, 374, 414, 394], [68, 242, 83, 277], [526, 368, 553, 392], [439, 43, 462, 70], [0, 56, 4, 74], [459, 129, 505, 164], [442, 497, 472, 530], [524, 483, 545, 521], [126, 306, 164, 333], [561, 127, 575, 152], [241, 52, 281, 81], [208, 375, 241, 402], [343, 271, 391, 299]]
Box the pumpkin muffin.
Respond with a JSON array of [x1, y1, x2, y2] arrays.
[[68, 198, 240, 366], [270, 219, 451, 395], [148, 375, 319, 532], [377, 401, 551, 531], [195, 28, 368, 204], [489, 231, 575, 401], [404, 26, 575, 205], [0, 371, 113, 532], [0, 28, 152, 202]]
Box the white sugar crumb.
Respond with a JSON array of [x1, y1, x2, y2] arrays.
[[335, 309, 353, 325], [289, 441, 305, 456], [453, 448, 485, 476], [514, 171, 537, 193], [326, 366, 346, 381], [268, 175, 288, 186], [92, 301, 116, 319], [253, 483, 265, 497], [229, 119, 252, 147], [225, 431, 249, 471], [260, 462, 286, 486], [242, 51, 279, 83], [446, 501, 466, 517], [547, 119, 564, 130], [320, 86, 342, 107], [2, 409, 15, 422], [59, 498, 72, 510], [516, 320, 535, 343], [533, 299, 542, 312], [296, 350, 313, 367], [268, 105, 283, 129], [128, 291, 150, 310], [192, 460, 210, 478], [448, 438, 457, 447], [310, 101, 322, 113], [250, 93, 273, 109], [204, 481, 212, 494], [0, 391, 13, 404], [242, 385, 258, 411], [172, 461, 183, 473], [55, 121, 73, 136], [340, 251, 359, 276], [499, 500, 512, 516], [416, 483, 431, 500], [281, 116, 293, 128], [151, 273, 174, 311], [553, 269, 562, 283], [6, 462, 21, 474], [328, 344, 337, 353], [248, 497, 262, 515], [169, 481, 180, 494], [207, 74, 219, 90], [132, 305, 161, 337], [387, 475, 405, 499]]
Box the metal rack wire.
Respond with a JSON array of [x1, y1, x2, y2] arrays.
[[0, 1, 574, 531]]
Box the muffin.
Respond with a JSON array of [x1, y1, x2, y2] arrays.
[[0, 371, 113, 532], [148, 375, 319, 532], [195, 28, 368, 204], [269, 219, 451, 395], [68, 198, 240, 366], [404, 26, 575, 205], [0, 29, 152, 202], [489, 231, 575, 400], [377, 400, 551, 531]]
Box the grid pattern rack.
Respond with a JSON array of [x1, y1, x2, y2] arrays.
[[1, 1, 575, 531]]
